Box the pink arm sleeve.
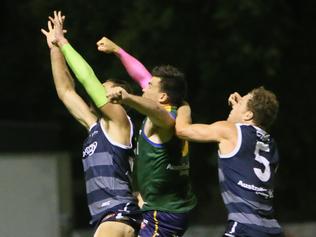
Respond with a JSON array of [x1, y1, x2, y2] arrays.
[[116, 48, 152, 89]]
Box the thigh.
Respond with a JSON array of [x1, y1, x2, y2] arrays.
[[138, 211, 189, 237], [94, 221, 135, 237]]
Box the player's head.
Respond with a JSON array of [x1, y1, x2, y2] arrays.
[[228, 87, 279, 130], [89, 78, 134, 116], [142, 65, 187, 107], [247, 87, 279, 130], [103, 78, 133, 94]]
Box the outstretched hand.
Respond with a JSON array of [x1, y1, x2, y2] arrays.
[[48, 10, 67, 46], [41, 20, 57, 49], [41, 10, 67, 48], [96, 37, 120, 53]]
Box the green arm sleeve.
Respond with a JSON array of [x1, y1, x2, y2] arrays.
[[60, 43, 107, 107]]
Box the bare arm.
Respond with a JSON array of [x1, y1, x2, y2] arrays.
[[176, 103, 233, 142], [107, 87, 174, 128], [41, 20, 96, 129], [50, 11, 128, 126]]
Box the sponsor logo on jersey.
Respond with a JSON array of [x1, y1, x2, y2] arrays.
[[166, 163, 190, 176], [83, 141, 98, 157], [237, 180, 273, 198]]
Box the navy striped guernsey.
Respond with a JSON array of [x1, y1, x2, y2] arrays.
[[218, 124, 282, 236], [82, 118, 138, 225]]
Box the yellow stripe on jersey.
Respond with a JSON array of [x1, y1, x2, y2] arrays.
[[182, 140, 189, 157], [152, 211, 159, 237]]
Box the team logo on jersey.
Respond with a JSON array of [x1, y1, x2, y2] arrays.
[[83, 141, 98, 157]]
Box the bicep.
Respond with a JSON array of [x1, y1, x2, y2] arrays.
[[177, 121, 231, 143], [148, 110, 175, 129], [61, 90, 97, 129], [99, 103, 129, 125]]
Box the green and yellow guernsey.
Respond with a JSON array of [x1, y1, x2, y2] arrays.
[[133, 106, 197, 213]]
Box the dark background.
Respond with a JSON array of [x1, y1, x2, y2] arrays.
[[1, 0, 315, 229]]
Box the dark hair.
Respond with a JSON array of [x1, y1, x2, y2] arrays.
[[106, 78, 134, 94], [151, 65, 187, 106], [247, 86, 279, 130]]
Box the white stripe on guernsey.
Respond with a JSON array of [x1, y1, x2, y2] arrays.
[[100, 117, 133, 149], [222, 190, 273, 211], [228, 213, 281, 229], [229, 221, 238, 234], [89, 122, 98, 131], [86, 177, 130, 194], [218, 168, 225, 182], [218, 123, 242, 158], [82, 152, 113, 171], [252, 125, 268, 136]]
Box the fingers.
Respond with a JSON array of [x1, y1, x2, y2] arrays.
[[40, 28, 48, 36], [106, 88, 124, 103], [228, 92, 241, 106], [48, 20, 53, 31], [49, 10, 64, 25], [54, 10, 58, 22], [58, 11, 63, 23], [96, 37, 105, 46]]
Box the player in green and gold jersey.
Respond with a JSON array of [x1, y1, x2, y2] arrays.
[[106, 63, 196, 237]]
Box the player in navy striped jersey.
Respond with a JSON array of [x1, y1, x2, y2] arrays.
[[41, 11, 141, 237], [176, 87, 283, 237]]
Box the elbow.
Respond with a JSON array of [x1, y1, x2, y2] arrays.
[[175, 126, 189, 139], [57, 88, 72, 102]]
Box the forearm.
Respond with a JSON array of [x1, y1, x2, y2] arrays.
[[177, 121, 228, 143], [60, 43, 107, 107], [50, 47, 75, 98], [115, 48, 152, 89], [123, 95, 174, 128], [176, 124, 207, 141]]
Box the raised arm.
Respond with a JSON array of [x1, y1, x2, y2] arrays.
[[107, 87, 174, 129], [41, 20, 96, 129], [50, 11, 107, 108], [97, 37, 152, 89]]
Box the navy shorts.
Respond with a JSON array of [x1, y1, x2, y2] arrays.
[[223, 221, 284, 237], [96, 203, 142, 233], [138, 210, 190, 237]]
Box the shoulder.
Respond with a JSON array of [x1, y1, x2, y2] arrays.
[[213, 121, 238, 136]]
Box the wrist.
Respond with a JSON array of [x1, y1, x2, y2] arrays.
[[50, 46, 59, 52], [57, 38, 69, 47], [122, 92, 133, 104], [116, 47, 125, 57]]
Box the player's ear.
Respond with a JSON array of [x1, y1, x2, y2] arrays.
[[158, 92, 169, 104], [244, 111, 253, 122]]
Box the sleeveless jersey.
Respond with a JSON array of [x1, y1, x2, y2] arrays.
[[82, 119, 139, 224], [218, 123, 282, 235], [133, 107, 196, 213]]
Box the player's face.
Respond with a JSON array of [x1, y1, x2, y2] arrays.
[[227, 93, 252, 123], [142, 76, 164, 101]]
